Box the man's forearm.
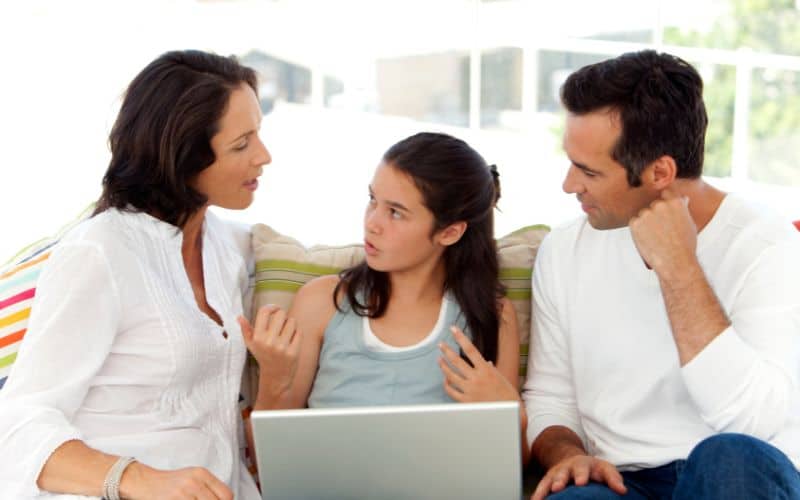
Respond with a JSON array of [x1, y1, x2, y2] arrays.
[[531, 425, 587, 469], [657, 260, 731, 366]]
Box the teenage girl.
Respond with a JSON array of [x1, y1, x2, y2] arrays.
[[239, 132, 527, 456]]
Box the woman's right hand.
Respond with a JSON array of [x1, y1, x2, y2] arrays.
[[238, 305, 302, 402], [121, 462, 233, 500]]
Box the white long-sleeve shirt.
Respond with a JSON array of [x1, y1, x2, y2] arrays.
[[523, 194, 800, 470], [0, 208, 260, 499]]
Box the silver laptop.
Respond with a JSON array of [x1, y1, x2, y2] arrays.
[[250, 401, 522, 500]]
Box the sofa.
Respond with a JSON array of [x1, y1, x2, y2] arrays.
[[3, 210, 796, 496]]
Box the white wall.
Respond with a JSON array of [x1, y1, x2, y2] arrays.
[[1, 1, 796, 264]]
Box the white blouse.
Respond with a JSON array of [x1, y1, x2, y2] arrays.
[[0, 208, 260, 499]]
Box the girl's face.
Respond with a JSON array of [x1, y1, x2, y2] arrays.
[[364, 162, 454, 274], [193, 83, 272, 210]]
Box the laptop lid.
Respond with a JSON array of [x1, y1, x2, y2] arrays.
[[251, 401, 521, 500]]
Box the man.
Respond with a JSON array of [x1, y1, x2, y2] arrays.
[[523, 50, 800, 499]]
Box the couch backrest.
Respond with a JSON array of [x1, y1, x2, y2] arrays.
[[1, 215, 549, 393], [8, 215, 799, 393], [249, 222, 550, 390]]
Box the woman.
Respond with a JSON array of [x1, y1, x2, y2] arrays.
[[0, 50, 283, 499], [241, 132, 528, 455]]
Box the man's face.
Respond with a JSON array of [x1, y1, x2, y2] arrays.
[[561, 110, 657, 230]]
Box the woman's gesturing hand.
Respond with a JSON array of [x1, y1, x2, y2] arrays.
[[238, 304, 302, 402]]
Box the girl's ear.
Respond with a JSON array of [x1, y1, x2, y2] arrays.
[[436, 221, 467, 247]]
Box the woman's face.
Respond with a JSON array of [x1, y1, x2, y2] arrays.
[[193, 83, 271, 210], [363, 162, 450, 274]]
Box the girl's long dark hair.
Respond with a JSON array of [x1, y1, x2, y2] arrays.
[[334, 132, 504, 362]]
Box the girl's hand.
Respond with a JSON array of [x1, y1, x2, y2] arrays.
[[238, 305, 301, 401], [438, 326, 519, 403]]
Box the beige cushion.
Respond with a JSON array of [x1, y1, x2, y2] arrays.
[[251, 223, 549, 383]]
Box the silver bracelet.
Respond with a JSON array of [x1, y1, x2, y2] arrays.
[[102, 456, 136, 500]]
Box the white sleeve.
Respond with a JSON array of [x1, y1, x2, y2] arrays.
[[681, 238, 800, 439], [522, 236, 586, 449], [0, 242, 121, 497]]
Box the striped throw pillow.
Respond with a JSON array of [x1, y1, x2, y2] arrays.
[[249, 223, 549, 389], [0, 206, 93, 390], [0, 249, 54, 389]]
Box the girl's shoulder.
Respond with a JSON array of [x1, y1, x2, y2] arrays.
[[290, 275, 342, 338], [296, 274, 341, 302]]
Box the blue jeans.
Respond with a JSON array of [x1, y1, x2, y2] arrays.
[[546, 434, 800, 500]]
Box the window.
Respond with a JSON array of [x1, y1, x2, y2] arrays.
[[3, 0, 798, 261]]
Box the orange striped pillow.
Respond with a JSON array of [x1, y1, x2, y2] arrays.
[[0, 249, 54, 389], [0, 205, 93, 390]]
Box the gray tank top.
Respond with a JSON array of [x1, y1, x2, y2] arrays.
[[308, 292, 470, 408]]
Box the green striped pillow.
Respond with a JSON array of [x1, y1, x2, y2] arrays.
[[251, 223, 549, 385]]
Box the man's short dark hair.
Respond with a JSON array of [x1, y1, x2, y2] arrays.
[[561, 50, 708, 187]]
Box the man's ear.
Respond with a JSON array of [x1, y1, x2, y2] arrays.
[[436, 221, 467, 247], [643, 155, 677, 189]]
